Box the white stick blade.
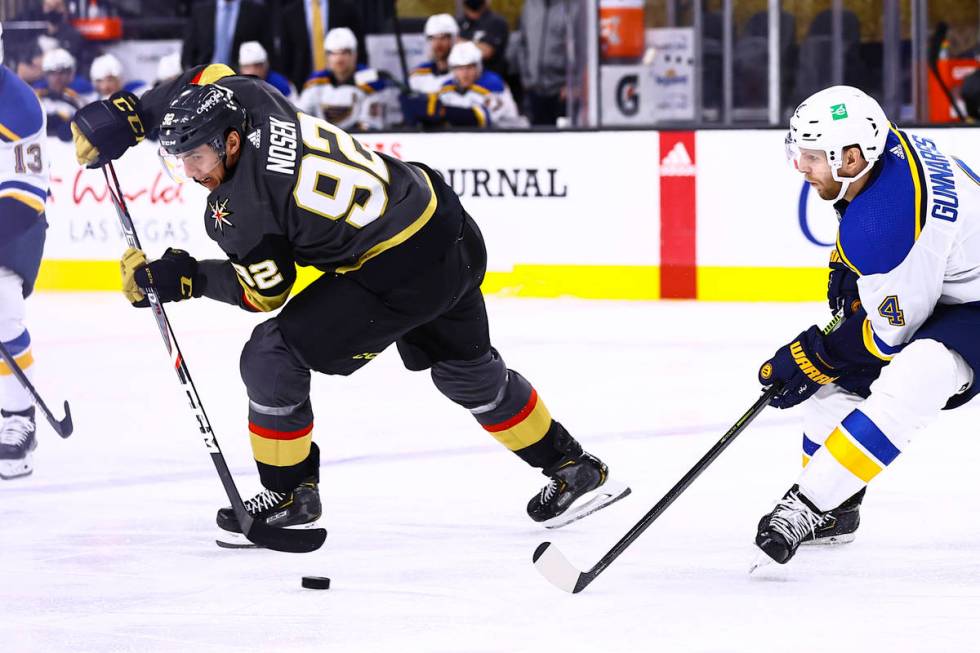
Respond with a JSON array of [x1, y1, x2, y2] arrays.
[[533, 542, 583, 593]]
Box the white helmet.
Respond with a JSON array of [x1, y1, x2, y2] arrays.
[[90, 53, 123, 81], [324, 27, 357, 54], [786, 85, 889, 201], [425, 14, 459, 38], [238, 41, 268, 66], [42, 48, 76, 73], [156, 52, 182, 83], [448, 41, 482, 71]]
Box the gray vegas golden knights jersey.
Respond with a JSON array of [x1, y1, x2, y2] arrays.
[[138, 64, 462, 312]]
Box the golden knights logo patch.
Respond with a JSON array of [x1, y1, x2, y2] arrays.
[[209, 197, 234, 232]]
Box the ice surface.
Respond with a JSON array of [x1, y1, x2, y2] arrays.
[[2, 294, 979, 652]]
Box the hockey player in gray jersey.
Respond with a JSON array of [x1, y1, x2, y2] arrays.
[[754, 85, 980, 566], [69, 63, 629, 547]]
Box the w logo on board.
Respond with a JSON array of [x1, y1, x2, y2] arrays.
[[660, 142, 695, 176]]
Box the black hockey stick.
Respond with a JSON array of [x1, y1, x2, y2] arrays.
[[0, 341, 72, 437], [102, 163, 325, 554], [390, 0, 410, 84], [532, 385, 779, 593], [533, 314, 844, 593]]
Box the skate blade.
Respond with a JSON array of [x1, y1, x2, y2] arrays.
[[215, 519, 323, 549], [0, 453, 34, 480], [541, 479, 631, 530], [748, 551, 773, 575], [801, 533, 856, 546]]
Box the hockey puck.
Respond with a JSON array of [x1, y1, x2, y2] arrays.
[[301, 576, 330, 590]]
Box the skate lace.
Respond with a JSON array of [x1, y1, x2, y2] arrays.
[[245, 489, 286, 514], [0, 416, 33, 446], [770, 492, 828, 546], [540, 479, 559, 504]]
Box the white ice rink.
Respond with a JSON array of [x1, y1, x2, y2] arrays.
[[2, 293, 980, 652]]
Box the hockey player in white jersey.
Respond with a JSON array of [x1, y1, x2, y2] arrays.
[[754, 85, 980, 565], [402, 41, 525, 128], [0, 25, 49, 479], [408, 13, 458, 94], [36, 48, 87, 142], [90, 54, 148, 101], [296, 27, 387, 131]]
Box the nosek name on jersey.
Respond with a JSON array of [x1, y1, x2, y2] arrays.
[[266, 116, 298, 175]]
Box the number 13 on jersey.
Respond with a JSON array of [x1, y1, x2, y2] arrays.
[[293, 113, 390, 228]]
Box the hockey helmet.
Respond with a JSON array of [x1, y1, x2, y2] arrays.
[[786, 85, 889, 200], [425, 14, 459, 38], [90, 53, 123, 81], [448, 41, 482, 71], [158, 84, 248, 157], [239, 41, 268, 66], [42, 48, 76, 73], [324, 27, 357, 54]]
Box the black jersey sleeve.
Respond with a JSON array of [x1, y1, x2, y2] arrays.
[[197, 235, 297, 312]]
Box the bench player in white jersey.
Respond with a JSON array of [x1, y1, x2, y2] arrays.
[[402, 41, 525, 128], [754, 86, 980, 565], [408, 14, 458, 94], [0, 25, 49, 479], [296, 27, 387, 131]]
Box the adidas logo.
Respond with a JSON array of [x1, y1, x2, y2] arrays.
[[660, 142, 696, 176], [247, 129, 262, 149], [889, 143, 905, 159]]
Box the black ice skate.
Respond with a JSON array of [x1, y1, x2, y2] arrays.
[[754, 484, 830, 565], [801, 487, 864, 546], [0, 407, 37, 480], [528, 451, 630, 529], [215, 478, 322, 548]]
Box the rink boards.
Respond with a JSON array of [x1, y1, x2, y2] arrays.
[[34, 127, 979, 300]]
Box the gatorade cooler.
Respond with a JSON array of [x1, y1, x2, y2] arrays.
[[600, 0, 645, 61]]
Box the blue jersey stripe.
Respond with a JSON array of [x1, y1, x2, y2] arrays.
[[802, 434, 821, 456], [2, 329, 31, 355], [0, 180, 47, 202], [841, 409, 901, 466]]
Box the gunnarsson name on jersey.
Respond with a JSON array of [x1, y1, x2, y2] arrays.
[[266, 115, 298, 175]]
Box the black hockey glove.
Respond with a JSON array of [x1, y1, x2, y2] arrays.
[[828, 259, 862, 318], [759, 325, 840, 409], [71, 90, 146, 168], [121, 247, 199, 308]]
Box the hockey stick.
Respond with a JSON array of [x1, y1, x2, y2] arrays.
[[532, 385, 779, 593], [0, 341, 72, 438], [102, 163, 326, 554], [534, 313, 845, 593]]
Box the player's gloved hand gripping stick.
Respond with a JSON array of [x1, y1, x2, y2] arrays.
[[101, 162, 326, 553], [533, 313, 843, 593]]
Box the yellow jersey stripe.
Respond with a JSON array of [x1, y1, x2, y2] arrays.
[[824, 426, 883, 483], [0, 350, 34, 376], [192, 64, 236, 85], [240, 281, 292, 312], [890, 126, 926, 242], [473, 107, 486, 127], [835, 233, 861, 276], [862, 318, 894, 361], [0, 121, 22, 142], [336, 170, 439, 274], [0, 189, 45, 213]]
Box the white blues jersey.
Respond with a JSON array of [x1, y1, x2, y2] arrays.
[[836, 127, 980, 361], [297, 65, 387, 131], [0, 66, 48, 236], [409, 60, 452, 94], [437, 70, 525, 128]]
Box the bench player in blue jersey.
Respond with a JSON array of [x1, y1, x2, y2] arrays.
[[754, 86, 980, 565], [0, 25, 49, 479]]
